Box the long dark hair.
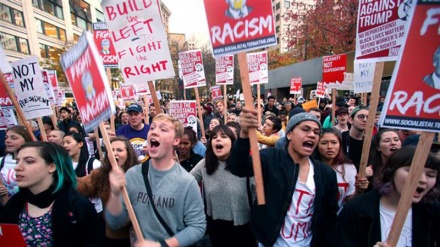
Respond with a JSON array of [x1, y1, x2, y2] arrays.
[[205, 125, 236, 175], [63, 132, 89, 177], [315, 128, 351, 167], [95, 136, 138, 196], [368, 129, 400, 170], [374, 145, 440, 203]]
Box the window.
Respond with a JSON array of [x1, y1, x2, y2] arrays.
[[36, 19, 66, 41], [73, 34, 80, 42], [285, 1, 290, 8], [1, 32, 29, 54], [276, 14, 280, 22], [70, 0, 92, 30], [0, 4, 25, 27], [276, 26, 280, 34], [40, 43, 66, 83], [96, 9, 104, 22], [276, 2, 280, 10], [33, 0, 64, 19]]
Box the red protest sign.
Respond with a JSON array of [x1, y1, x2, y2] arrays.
[[380, 1, 440, 132], [179, 50, 206, 89], [121, 84, 136, 101], [290, 77, 302, 94], [61, 32, 115, 133], [215, 55, 234, 85], [47, 70, 58, 88], [316, 82, 325, 98], [169, 100, 198, 134], [93, 22, 118, 68], [322, 54, 346, 85], [211, 85, 223, 100], [0, 73, 14, 108], [41, 70, 55, 104], [204, 0, 277, 57], [355, 0, 415, 61]]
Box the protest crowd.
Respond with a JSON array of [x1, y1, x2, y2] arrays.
[[1, 0, 439, 246], [0, 92, 439, 247]]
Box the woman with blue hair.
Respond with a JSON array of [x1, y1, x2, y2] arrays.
[[0, 142, 103, 246]]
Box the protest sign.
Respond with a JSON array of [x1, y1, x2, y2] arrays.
[[47, 70, 58, 88], [0, 108, 18, 130], [41, 70, 56, 104], [215, 55, 234, 85], [93, 22, 118, 68], [121, 84, 136, 101], [354, 61, 376, 93], [326, 73, 354, 91], [61, 32, 115, 133], [247, 51, 268, 85], [379, 1, 440, 132], [211, 85, 223, 100], [169, 100, 198, 134], [0, 47, 12, 73], [290, 77, 302, 94], [11, 56, 53, 119], [302, 100, 318, 112], [355, 0, 416, 61], [101, 0, 174, 83], [316, 82, 326, 98], [322, 54, 346, 85], [203, 0, 277, 57], [179, 50, 207, 89], [0, 73, 14, 108]]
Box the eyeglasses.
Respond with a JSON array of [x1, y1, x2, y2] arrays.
[[356, 114, 368, 120]]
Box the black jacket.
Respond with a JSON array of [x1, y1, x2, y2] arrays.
[[1, 186, 103, 246], [336, 189, 440, 247], [229, 137, 339, 247]]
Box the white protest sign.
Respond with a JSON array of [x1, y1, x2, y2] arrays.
[[11, 56, 53, 119], [326, 73, 354, 91], [42, 70, 56, 104], [0, 108, 17, 130], [215, 55, 234, 85], [0, 47, 12, 73], [169, 100, 198, 134], [354, 61, 376, 93], [101, 0, 175, 83], [179, 50, 206, 89], [247, 51, 268, 85]]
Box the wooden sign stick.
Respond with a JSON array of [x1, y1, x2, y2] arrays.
[[147, 81, 161, 114], [194, 88, 206, 139], [387, 132, 435, 246], [94, 127, 103, 160], [0, 70, 36, 141], [257, 83, 261, 124], [37, 117, 48, 141], [110, 115, 116, 133], [98, 122, 145, 243], [358, 62, 384, 178], [51, 105, 58, 130], [224, 84, 227, 121], [184, 88, 186, 100], [143, 95, 150, 124], [238, 52, 265, 205], [331, 88, 336, 126]]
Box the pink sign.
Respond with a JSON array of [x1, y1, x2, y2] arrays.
[[179, 50, 206, 89]]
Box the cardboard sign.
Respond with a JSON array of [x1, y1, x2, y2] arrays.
[[211, 85, 223, 100], [379, 1, 440, 132], [41, 70, 56, 104], [290, 77, 302, 94], [316, 82, 325, 98], [215, 55, 234, 85], [101, 0, 175, 83], [0, 108, 17, 130], [0, 73, 14, 108], [121, 84, 136, 100], [203, 0, 277, 57], [322, 54, 347, 84], [247, 51, 268, 85], [0, 47, 12, 73], [133, 80, 154, 94], [302, 100, 318, 112], [354, 61, 376, 93], [93, 22, 118, 68], [11, 56, 53, 119], [169, 100, 198, 134], [179, 50, 207, 89], [61, 32, 115, 133], [355, 0, 416, 62]]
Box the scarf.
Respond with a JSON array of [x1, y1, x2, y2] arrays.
[[19, 186, 57, 208]]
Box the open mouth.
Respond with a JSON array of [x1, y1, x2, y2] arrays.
[[416, 187, 425, 194], [303, 141, 314, 149], [215, 143, 224, 151], [390, 147, 398, 152], [150, 139, 160, 149]]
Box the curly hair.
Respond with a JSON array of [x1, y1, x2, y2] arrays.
[[374, 145, 440, 203]]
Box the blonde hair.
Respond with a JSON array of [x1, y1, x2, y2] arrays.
[[152, 113, 184, 138]]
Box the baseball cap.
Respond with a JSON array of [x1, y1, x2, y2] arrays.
[[297, 97, 305, 104], [127, 104, 143, 113], [336, 107, 348, 116], [286, 112, 321, 134]]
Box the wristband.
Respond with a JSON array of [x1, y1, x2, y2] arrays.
[[159, 239, 169, 247]]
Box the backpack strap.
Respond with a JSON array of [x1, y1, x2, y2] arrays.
[[86, 157, 95, 175]]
